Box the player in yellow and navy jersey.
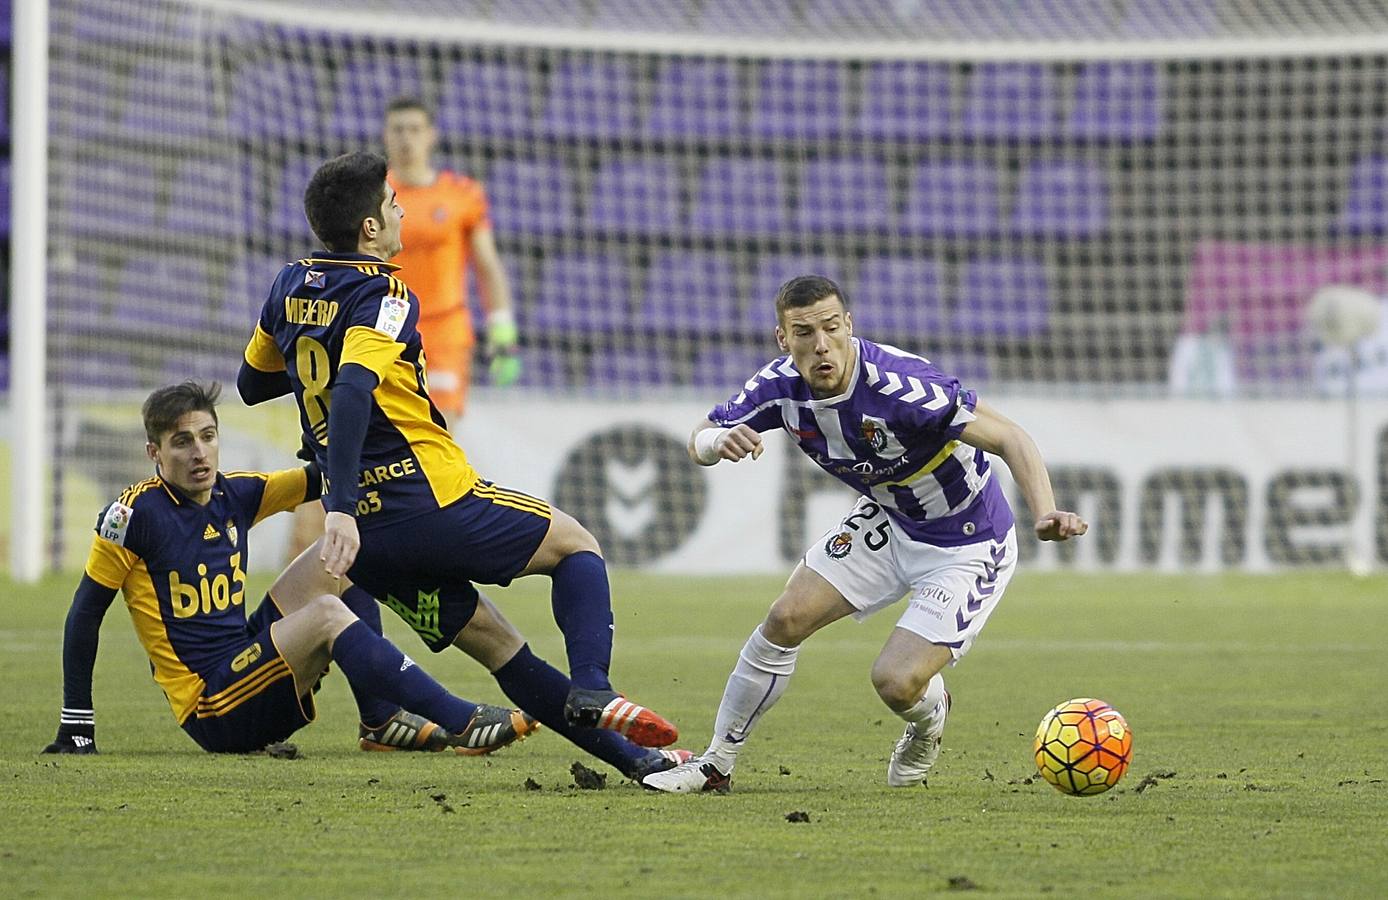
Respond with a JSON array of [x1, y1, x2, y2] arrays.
[[42, 382, 534, 756], [238, 151, 690, 782]]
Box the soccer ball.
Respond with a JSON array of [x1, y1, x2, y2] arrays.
[[1033, 698, 1133, 796]]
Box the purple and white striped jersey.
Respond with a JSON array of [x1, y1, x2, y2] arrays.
[[709, 338, 1014, 547]]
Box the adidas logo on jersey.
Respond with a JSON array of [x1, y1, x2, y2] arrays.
[[202, 524, 220, 541]]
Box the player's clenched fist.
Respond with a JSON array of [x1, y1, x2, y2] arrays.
[[692, 424, 764, 465], [1035, 511, 1088, 542]]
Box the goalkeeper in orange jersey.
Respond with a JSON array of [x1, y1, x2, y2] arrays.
[[383, 96, 520, 422]]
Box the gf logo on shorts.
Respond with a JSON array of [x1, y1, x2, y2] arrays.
[[231, 642, 262, 673], [825, 531, 853, 559]]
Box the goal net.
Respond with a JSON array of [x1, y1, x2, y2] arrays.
[[25, 0, 1388, 573]]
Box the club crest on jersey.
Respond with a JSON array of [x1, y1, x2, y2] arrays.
[[860, 419, 888, 453], [304, 269, 325, 289], [375, 296, 409, 338], [99, 502, 134, 546], [224, 520, 238, 546], [825, 531, 853, 559]]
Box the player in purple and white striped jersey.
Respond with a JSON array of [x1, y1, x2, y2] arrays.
[[643, 275, 1087, 794]]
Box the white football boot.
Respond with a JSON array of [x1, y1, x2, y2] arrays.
[[887, 691, 951, 787], [639, 756, 732, 793]]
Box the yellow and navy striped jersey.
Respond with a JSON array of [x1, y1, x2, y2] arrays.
[[242, 252, 479, 530], [83, 469, 309, 724]]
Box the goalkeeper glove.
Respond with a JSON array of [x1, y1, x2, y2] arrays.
[[485, 309, 522, 387], [42, 721, 98, 755]]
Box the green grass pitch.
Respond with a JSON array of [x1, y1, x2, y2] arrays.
[[2, 569, 1385, 897]]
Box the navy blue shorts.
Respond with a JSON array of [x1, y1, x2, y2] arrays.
[[348, 481, 552, 652], [180, 608, 314, 753]]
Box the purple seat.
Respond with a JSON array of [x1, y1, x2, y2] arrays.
[[1010, 160, 1109, 239], [588, 345, 680, 388], [961, 63, 1059, 140], [1068, 61, 1163, 141], [511, 346, 574, 389], [539, 59, 641, 140], [490, 0, 585, 27], [690, 158, 789, 237], [695, 0, 796, 33], [692, 345, 777, 388], [955, 256, 1051, 338], [795, 157, 893, 233], [327, 53, 426, 141], [529, 253, 632, 333], [902, 160, 1001, 237], [268, 158, 320, 241], [65, 159, 159, 239], [1119, 0, 1220, 38], [646, 58, 741, 140], [484, 158, 579, 236], [591, 0, 692, 30], [745, 254, 848, 332], [1337, 156, 1388, 235], [52, 63, 123, 143], [588, 160, 682, 236], [120, 60, 219, 143], [437, 59, 536, 140], [640, 252, 741, 332], [801, 0, 940, 35], [751, 60, 846, 141], [857, 61, 953, 141], [228, 54, 328, 141], [162, 160, 241, 240], [855, 257, 947, 337], [116, 255, 218, 335]]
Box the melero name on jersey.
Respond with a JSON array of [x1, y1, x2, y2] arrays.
[[284, 296, 340, 326]]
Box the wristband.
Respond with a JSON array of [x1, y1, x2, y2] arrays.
[[693, 427, 730, 465]]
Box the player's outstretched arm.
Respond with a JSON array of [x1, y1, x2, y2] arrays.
[[237, 358, 293, 406], [689, 419, 764, 466], [959, 400, 1087, 542], [42, 576, 119, 754]]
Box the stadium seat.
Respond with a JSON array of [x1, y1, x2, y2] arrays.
[[954, 256, 1052, 338], [857, 61, 954, 141], [489, 0, 585, 27], [588, 159, 683, 236], [689, 157, 790, 237], [750, 60, 847, 141], [539, 59, 642, 140], [437, 58, 537, 140], [120, 59, 220, 144], [483, 157, 580, 236], [646, 57, 742, 140], [327, 52, 428, 141], [1067, 61, 1164, 141], [1009, 160, 1110, 239], [58, 63, 123, 144], [695, 0, 796, 33], [227, 53, 329, 141], [1336, 156, 1388, 235], [511, 346, 574, 388], [162, 159, 242, 241], [267, 157, 320, 242], [590, 0, 693, 30], [588, 344, 682, 388], [855, 257, 948, 338], [116, 254, 219, 328], [745, 253, 849, 332], [901, 160, 1002, 237], [795, 156, 894, 233], [529, 252, 633, 333], [692, 344, 779, 388], [639, 251, 742, 333], [1118, 0, 1221, 38], [960, 62, 1060, 140], [65, 158, 159, 240]]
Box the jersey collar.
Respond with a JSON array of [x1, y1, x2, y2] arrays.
[[156, 471, 224, 506], [301, 251, 401, 271]]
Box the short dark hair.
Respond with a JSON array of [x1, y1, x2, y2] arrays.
[[385, 96, 433, 122], [142, 381, 221, 445], [303, 151, 389, 253], [775, 275, 848, 322]]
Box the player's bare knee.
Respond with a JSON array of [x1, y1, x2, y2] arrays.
[[309, 594, 355, 642], [870, 662, 918, 710], [762, 600, 810, 647]]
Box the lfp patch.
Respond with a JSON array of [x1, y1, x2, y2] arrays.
[[374, 296, 410, 339], [99, 502, 134, 546]]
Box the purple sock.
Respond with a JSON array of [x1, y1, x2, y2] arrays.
[[338, 586, 402, 727], [550, 551, 614, 690], [329, 620, 476, 732], [492, 643, 646, 776]]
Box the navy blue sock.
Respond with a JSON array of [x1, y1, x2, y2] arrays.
[[337, 586, 402, 727], [550, 551, 614, 690], [329, 620, 477, 733], [492, 643, 646, 776]]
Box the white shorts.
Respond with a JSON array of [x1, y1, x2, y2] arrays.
[[803, 495, 1018, 661]]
